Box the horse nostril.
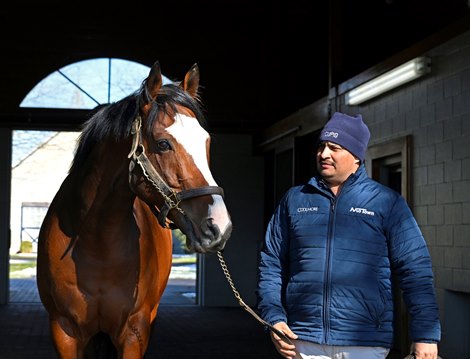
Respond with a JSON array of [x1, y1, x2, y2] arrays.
[[205, 218, 221, 239]]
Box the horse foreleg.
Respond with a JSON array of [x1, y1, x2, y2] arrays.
[[49, 317, 87, 359], [114, 316, 152, 359]]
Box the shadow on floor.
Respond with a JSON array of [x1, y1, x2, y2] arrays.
[[3, 278, 402, 359], [1, 278, 280, 359]]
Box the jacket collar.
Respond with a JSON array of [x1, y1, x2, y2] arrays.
[[308, 164, 368, 193]]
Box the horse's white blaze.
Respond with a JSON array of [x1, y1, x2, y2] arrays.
[[167, 114, 231, 231], [167, 113, 215, 185]]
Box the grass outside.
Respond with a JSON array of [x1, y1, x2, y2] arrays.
[[9, 254, 37, 279], [10, 261, 35, 273], [9, 253, 196, 278], [172, 254, 197, 265]]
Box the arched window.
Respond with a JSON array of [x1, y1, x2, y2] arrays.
[[20, 58, 170, 109]]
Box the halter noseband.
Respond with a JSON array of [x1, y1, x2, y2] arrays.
[[127, 115, 224, 228]]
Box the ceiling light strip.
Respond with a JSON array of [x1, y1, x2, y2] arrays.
[[346, 57, 431, 105]]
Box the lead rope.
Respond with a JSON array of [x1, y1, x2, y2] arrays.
[[216, 251, 293, 345]]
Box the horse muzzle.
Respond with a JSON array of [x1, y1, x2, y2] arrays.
[[190, 217, 232, 253]]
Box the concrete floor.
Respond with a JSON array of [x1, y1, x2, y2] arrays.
[[2, 273, 402, 358], [1, 278, 280, 358]]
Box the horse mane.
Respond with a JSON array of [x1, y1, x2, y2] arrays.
[[69, 82, 206, 174]]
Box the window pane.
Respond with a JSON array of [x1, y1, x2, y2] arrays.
[[19, 58, 163, 110]]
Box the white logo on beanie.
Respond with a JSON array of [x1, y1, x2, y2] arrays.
[[323, 131, 338, 138]]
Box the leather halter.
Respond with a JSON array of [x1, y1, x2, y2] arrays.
[[127, 115, 224, 228]]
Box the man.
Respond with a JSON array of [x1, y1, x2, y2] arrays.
[[257, 112, 440, 359]]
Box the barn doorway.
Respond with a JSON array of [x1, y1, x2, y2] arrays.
[[366, 135, 412, 359]]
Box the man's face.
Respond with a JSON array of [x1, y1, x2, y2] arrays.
[[316, 141, 359, 187]]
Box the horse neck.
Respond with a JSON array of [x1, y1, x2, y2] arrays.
[[73, 138, 135, 221]]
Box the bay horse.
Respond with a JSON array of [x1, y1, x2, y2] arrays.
[[36, 61, 232, 358]]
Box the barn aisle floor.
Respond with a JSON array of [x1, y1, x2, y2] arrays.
[[1, 278, 279, 359]]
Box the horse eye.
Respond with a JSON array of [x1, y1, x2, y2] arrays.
[[156, 140, 171, 152]]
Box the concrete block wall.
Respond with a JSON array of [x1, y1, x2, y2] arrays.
[[338, 30, 470, 357]]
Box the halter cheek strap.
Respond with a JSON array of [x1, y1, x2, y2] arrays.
[[128, 115, 224, 228], [128, 115, 142, 160]]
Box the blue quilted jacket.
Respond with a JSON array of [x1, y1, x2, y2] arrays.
[[257, 165, 441, 347]]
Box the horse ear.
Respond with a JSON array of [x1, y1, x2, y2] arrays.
[[145, 61, 163, 101], [181, 63, 200, 98]]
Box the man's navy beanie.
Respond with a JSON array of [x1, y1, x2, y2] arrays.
[[319, 112, 371, 162]]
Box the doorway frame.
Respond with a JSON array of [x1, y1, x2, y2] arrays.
[[366, 135, 412, 358]]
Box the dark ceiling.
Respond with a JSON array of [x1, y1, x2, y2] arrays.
[[1, 0, 469, 133]]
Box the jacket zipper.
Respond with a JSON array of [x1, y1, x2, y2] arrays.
[[318, 174, 357, 343], [323, 196, 336, 343]]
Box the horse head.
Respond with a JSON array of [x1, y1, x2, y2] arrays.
[[128, 61, 232, 253]]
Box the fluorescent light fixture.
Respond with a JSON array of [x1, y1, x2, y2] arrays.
[[346, 57, 431, 105]]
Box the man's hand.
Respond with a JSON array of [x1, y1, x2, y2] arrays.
[[410, 342, 439, 359], [270, 322, 298, 359]]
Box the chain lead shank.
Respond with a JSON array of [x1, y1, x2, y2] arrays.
[[216, 251, 294, 345]]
